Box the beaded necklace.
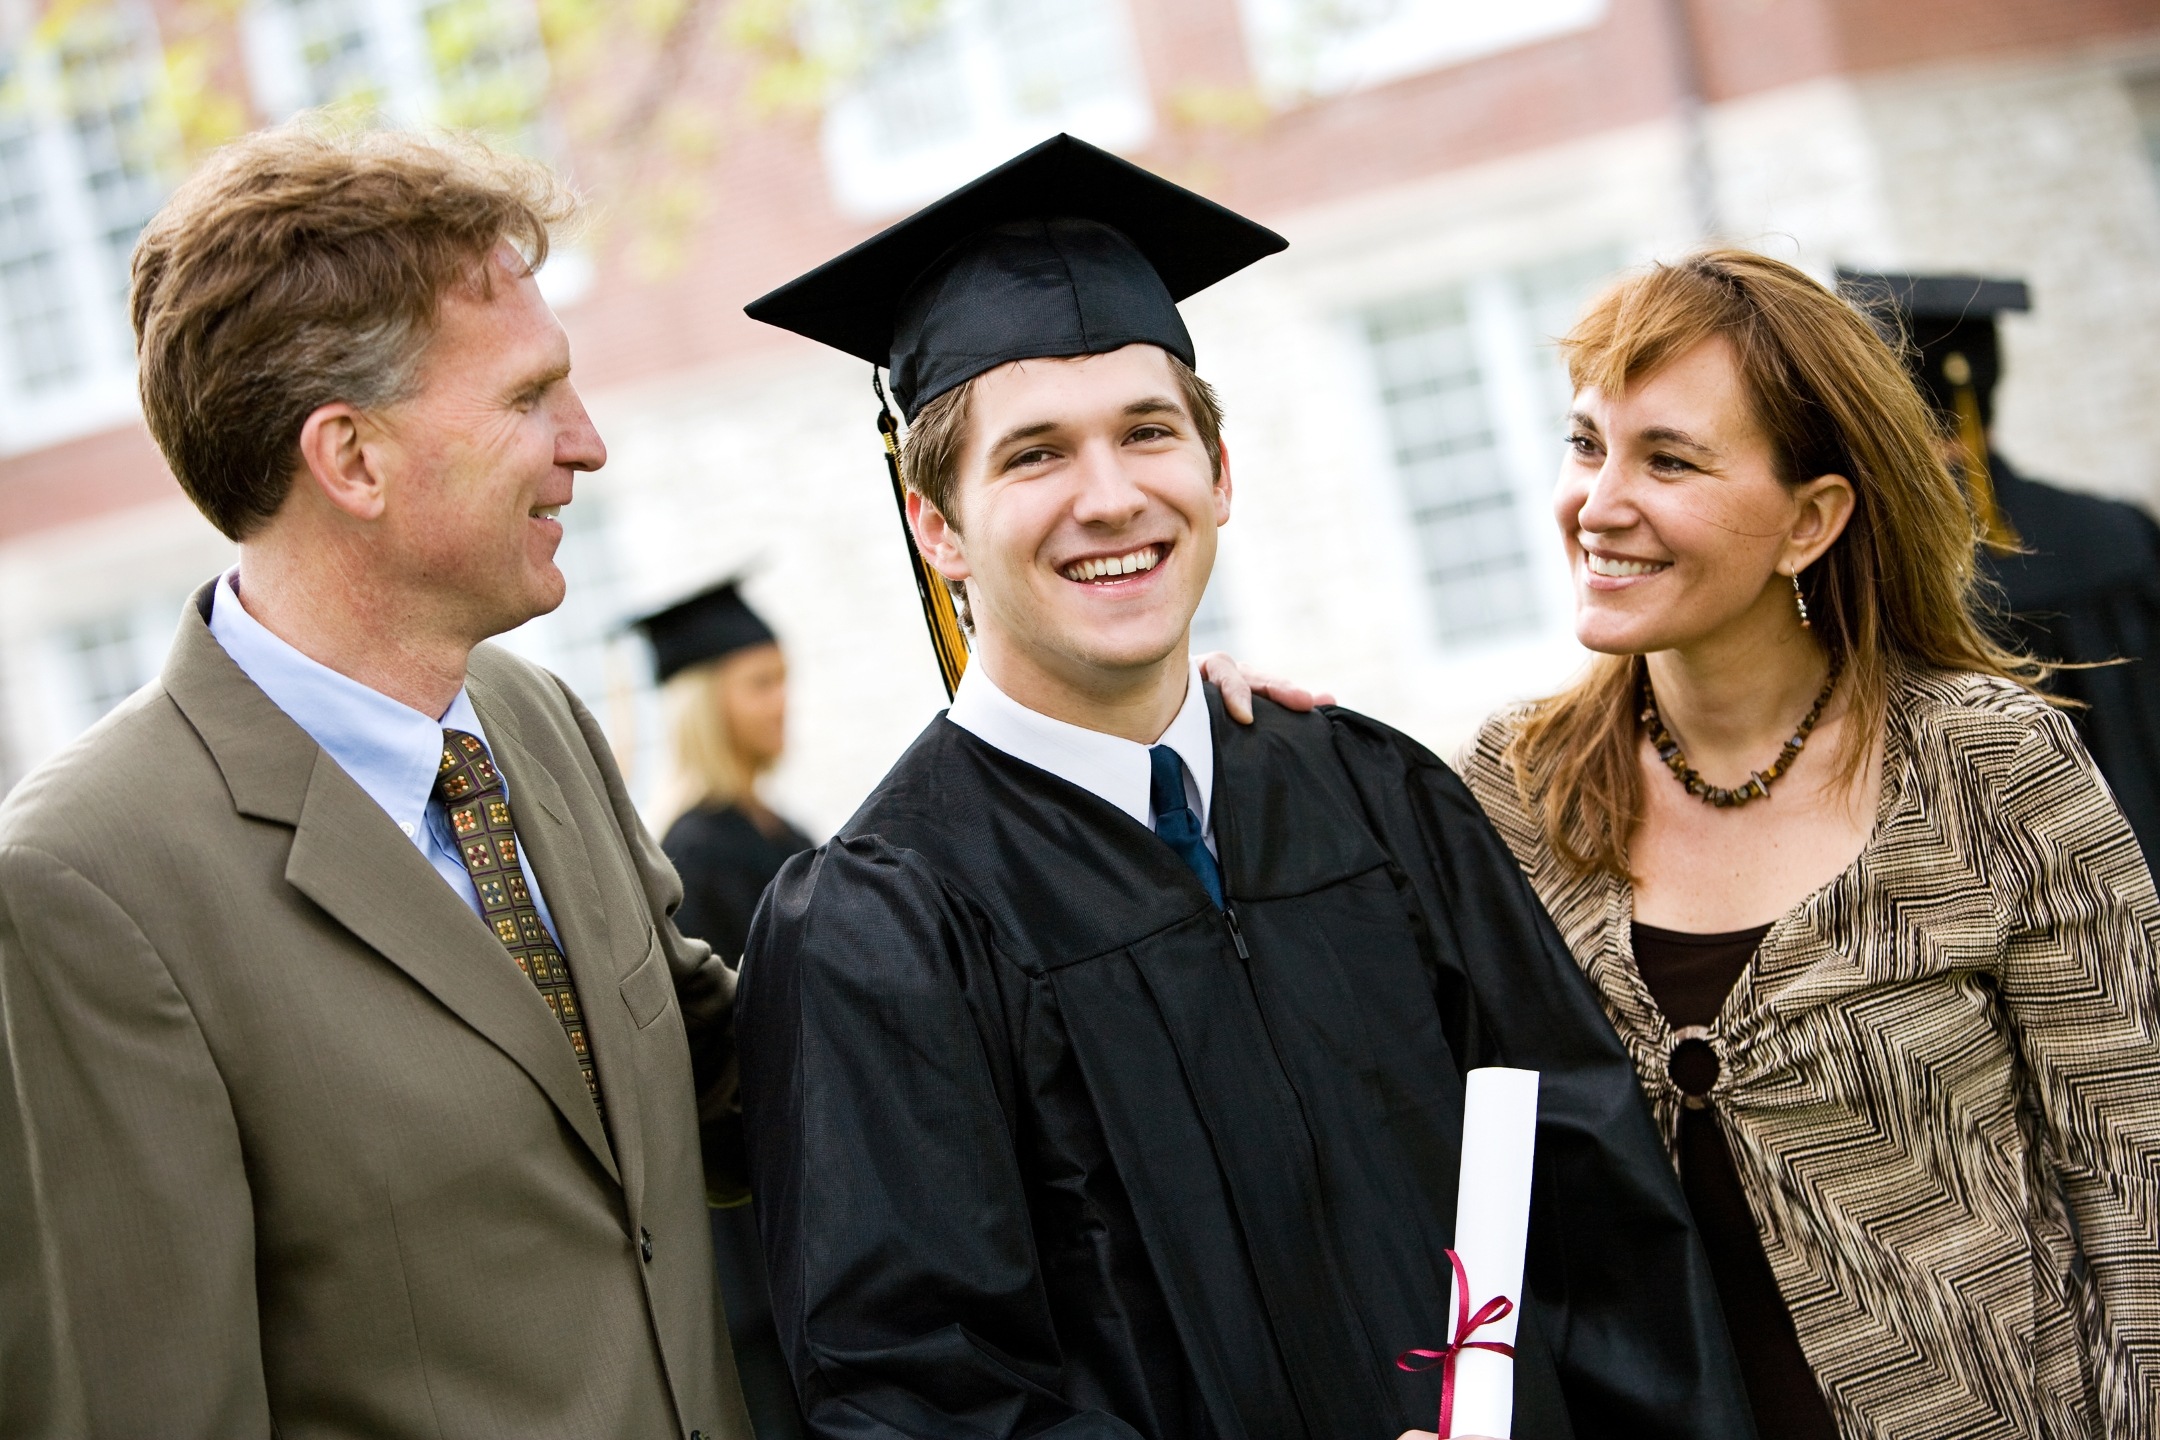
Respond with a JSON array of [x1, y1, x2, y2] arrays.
[[1641, 660, 1842, 808]]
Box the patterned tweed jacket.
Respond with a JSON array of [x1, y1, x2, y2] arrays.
[[1460, 668, 2159, 1439]]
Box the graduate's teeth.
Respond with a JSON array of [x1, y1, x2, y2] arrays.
[[1064, 545, 1162, 582], [530, 504, 563, 520], [1586, 553, 1666, 578]]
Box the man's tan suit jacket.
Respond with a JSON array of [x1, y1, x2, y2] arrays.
[[0, 584, 752, 1440]]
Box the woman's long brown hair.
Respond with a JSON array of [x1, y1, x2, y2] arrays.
[[1509, 249, 2047, 880]]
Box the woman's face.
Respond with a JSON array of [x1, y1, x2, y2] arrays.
[[716, 642, 788, 769], [1555, 336, 1846, 658]]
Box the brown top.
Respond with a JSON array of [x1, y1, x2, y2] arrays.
[[1462, 668, 2160, 1439], [1633, 921, 1836, 1440]]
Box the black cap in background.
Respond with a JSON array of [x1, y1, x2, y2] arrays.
[[630, 579, 778, 685], [1837, 270, 2031, 426], [744, 133, 1288, 418]]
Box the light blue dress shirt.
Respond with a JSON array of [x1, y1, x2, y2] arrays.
[[207, 569, 560, 942]]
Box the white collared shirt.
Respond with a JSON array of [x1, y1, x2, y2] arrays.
[[945, 658, 1216, 854], [206, 568, 559, 937]]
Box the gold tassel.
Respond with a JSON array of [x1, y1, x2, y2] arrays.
[[873, 370, 970, 700], [1943, 351, 2019, 552]]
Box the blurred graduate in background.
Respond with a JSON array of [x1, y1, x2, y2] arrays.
[[1843, 271, 2160, 874], [634, 577, 811, 1440], [638, 578, 817, 960]]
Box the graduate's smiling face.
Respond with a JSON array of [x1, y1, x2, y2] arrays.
[[911, 343, 1230, 697]]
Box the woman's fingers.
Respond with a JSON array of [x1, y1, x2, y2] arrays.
[[1196, 652, 1337, 724]]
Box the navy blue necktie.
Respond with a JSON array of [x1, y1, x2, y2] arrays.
[[1150, 744, 1223, 907]]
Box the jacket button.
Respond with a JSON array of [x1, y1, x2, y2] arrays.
[[639, 1226, 653, 1263], [691, 1431, 706, 1439]]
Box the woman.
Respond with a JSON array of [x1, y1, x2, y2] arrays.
[[1460, 251, 2159, 1439], [634, 578, 813, 1440], [638, 581, 815, 962]]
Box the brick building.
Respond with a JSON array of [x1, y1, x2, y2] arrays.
[[2, 0, 2157, 832]]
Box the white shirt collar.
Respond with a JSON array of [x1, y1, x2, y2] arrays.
[[207, 567, 483, 844], [945, 658, 1215, 834]]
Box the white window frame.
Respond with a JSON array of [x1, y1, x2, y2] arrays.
[[0, 3, 172, 456], [1238, 0, 1609, 103], [30, 592, 184, 743], [242, 0, 551, 140], [820, 0, 1154, 219], [1357, 249, 1619, 658]]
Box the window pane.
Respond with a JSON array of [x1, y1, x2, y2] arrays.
[[986, 0, 1130, 119], [1367, 290, 1537, 646], [1241, 0, 1607, 100], [65, 613, 145, 722], [0, 75, 80, 393], [58, 6, 175, 360], [275, 0, 388, 112], [862, 26, 972, 156], [422, 0, 550, 146]]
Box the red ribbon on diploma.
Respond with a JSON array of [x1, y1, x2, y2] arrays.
[[1395, 1248, 1517, 1438]]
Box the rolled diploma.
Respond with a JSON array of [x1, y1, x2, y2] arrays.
[[1447, 1067, 1540, 1438]]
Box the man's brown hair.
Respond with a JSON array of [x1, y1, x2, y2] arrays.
[[131, 125, 575, 541], [1506, 249, 2047, 880]]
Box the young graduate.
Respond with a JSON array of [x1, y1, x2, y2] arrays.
[[734, 136, 1752, 1440]]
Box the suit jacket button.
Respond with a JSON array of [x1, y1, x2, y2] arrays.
[[639, 1226, 653, 1263]]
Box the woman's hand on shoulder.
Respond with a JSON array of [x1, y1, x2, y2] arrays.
[[1198, 652, 1336, 724]]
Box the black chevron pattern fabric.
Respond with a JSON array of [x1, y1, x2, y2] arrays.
[[1462, 668, 2160, 1439]]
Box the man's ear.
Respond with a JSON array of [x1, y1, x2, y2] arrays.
[[296, 402, 387, 522], [907, 490, 970, 582], [1784, 472, 1856, 573], [1213, 436, 1234, 527]]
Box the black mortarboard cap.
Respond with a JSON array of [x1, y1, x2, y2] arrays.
[[1837, 270, 2031, 426], [744, 134, 1288, 419], [630, 579, 778, 684]]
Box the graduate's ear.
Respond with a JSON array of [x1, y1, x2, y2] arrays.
[[295, 401, 387, 522], [1212, 435, 1233, 527], [908, 489, 971, 582]]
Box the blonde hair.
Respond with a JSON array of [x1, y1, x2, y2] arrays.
[[657, 659, 760, 827], [1508, 248, 2047, 880]]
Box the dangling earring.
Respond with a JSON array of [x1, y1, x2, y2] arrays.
[[1791, 572, 1811, 629]]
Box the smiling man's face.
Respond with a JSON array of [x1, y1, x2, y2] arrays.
[[368, 245, 605, 644], [912, 343, 1229, 704]]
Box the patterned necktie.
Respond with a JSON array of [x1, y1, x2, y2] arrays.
[[1149, 744, 1224, 908], [434, 729, 602, 1113]]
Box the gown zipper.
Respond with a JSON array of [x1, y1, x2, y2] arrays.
[[1223, 904, 1250, 960]]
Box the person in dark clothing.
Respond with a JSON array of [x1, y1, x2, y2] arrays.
[[1840, 270, 2160, 873], [634, 578, 815, 1440], [636, 578, 817, 963], [733, 134, 1753, 1440]]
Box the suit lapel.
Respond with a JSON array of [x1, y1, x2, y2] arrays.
[[471, 680, 648, 1219], [163, 585, 620, 1184]]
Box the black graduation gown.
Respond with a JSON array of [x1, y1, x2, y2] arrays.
[[738, 691, 1753, 1440], [665, 802, 816, 1440], [664, 802, 817, 962], [1983, 457, 2160, 872]]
